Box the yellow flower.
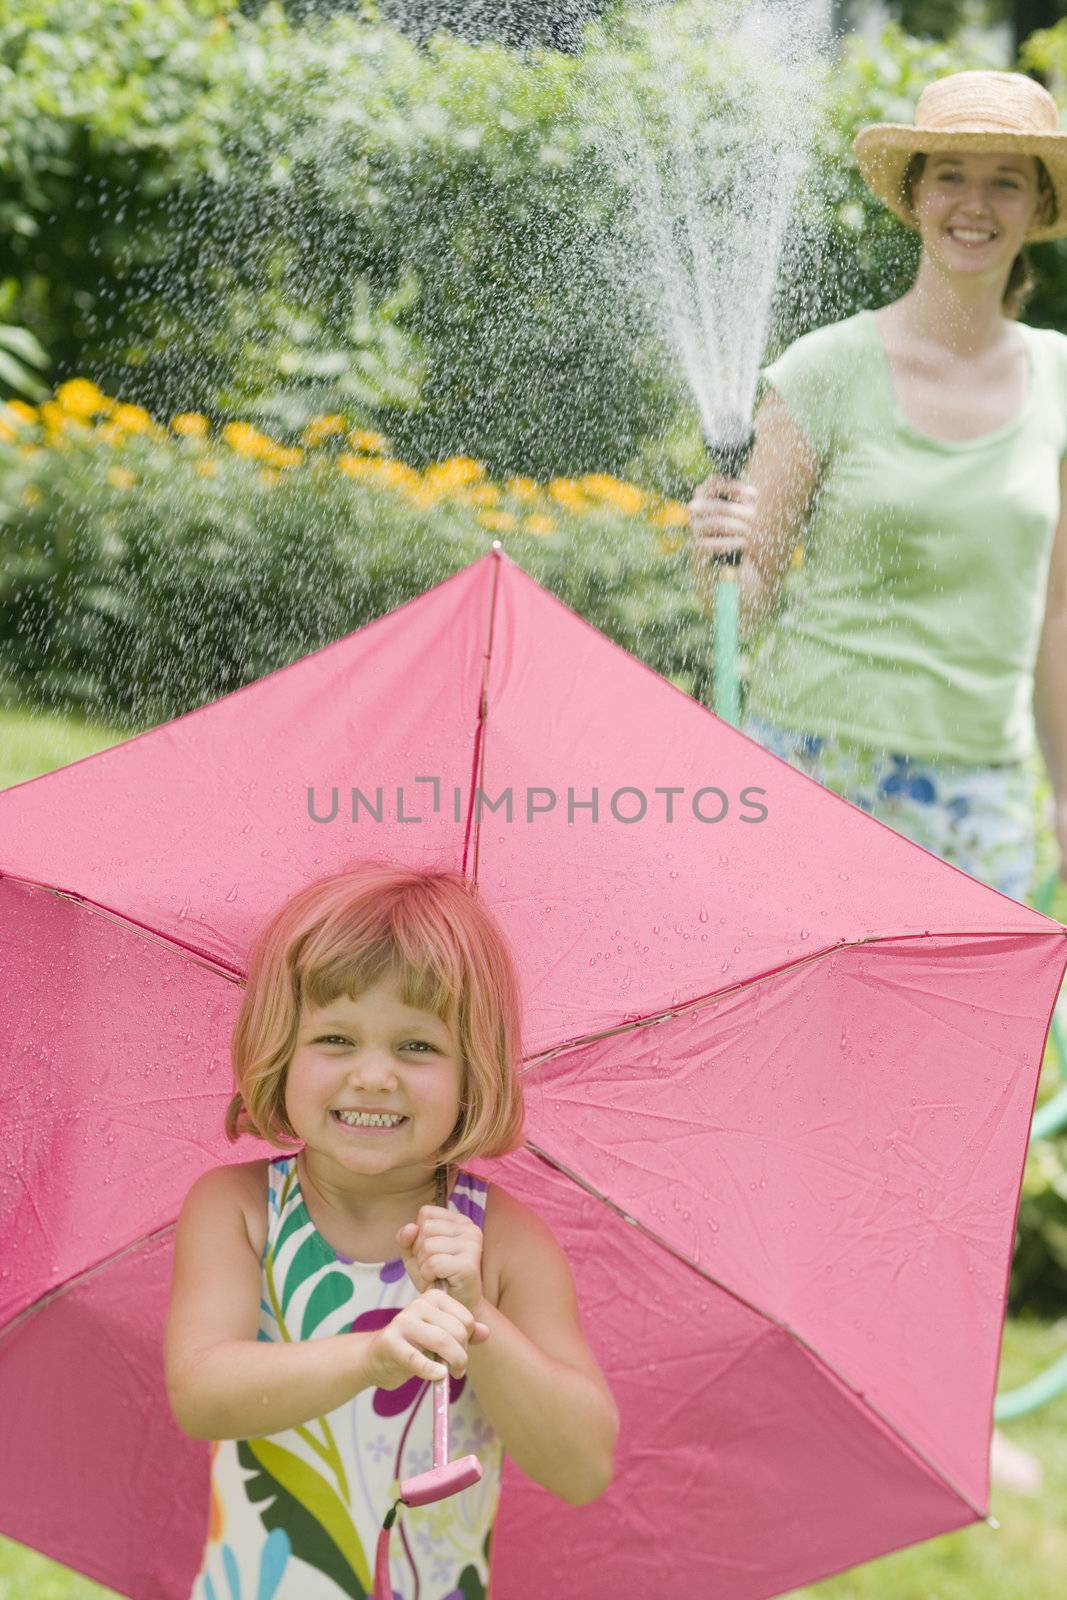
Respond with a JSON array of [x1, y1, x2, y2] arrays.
[[656, 533, 685, 556], [579, 474, 647, 515], [263, 445, 303, 469], [302, 414, 347, 447], [6, 400, 38, 425], [0, 417, 16, 444], [792, 544, 805, 567], [505, 475, 539, 502], [110, 403, 154, 434], [337, 454, 421, 493], [222, 421, 277, 460], [195, 459, 219, 477], [39, 401, 73, 434], [56, 378, 109, 419], [373, 459, 420, 491], [477, 510, 518, 533], [171, 413, 210, 438], [649, 502, 689, 528], [107, 466, 136, 490], [96, 422, 128, 447], [259, 468, 282, 488], [547, 478, 589, 514], [458, 484, 500, 507], [347, 428, 390, 454], [423, 457, 486, 491], [524, 514, 557, 537], [20, 485, 42, 506]]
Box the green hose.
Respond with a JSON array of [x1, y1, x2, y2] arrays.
[[712, 571, 741, 728]]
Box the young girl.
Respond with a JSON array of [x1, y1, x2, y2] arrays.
[[689, 70, 1067, 901], [165, 860, 618, 1600]]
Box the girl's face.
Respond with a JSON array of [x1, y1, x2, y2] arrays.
[[285, 969, 464, 1187], [911, 150, 1049, 279]]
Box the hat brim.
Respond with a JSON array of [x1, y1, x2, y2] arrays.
[[852, 124, 1067, 243]]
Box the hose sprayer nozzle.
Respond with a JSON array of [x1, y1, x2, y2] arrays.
[[699, 418, 755, 568]]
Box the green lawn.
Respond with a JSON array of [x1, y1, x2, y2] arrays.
[[1, 703, 1066, 1598]]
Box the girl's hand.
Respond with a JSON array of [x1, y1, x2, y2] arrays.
[[396, 1205, 485, 1315], [687, 475, 756, 569], [366, 1288, 489, 1390]]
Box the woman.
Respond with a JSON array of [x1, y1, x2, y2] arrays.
[[689, 70, 1067, 901]]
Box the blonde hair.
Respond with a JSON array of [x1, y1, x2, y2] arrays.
[[225, 859, 526, 1167], [902, 151, 1056, 320]]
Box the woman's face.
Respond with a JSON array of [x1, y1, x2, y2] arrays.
[[910, 151, 1049, 280]]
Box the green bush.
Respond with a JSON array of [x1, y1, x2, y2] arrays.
[[0, 398, 712, 728]]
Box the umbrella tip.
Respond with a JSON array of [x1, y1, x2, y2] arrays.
[[986, 1515, 1000, 1531], [492, 540, 502, 551]]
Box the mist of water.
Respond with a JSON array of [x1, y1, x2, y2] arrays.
[[582, 0, 833, 447]]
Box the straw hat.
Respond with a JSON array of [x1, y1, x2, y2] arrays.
[[853, 70, 1067, 244]]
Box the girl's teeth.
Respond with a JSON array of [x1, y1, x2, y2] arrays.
[[334, 1111, 405, 1128]]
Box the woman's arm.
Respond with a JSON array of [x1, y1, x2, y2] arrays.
[[738, 389, 823, 637], [465, 1188, 618, 1507], [1034, 457, 1067, 873]]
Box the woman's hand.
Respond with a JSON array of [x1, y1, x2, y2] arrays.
[[687, 475, 757, 573], [366, 1288, 490, 1390], [397, 1205, 485, 1315]]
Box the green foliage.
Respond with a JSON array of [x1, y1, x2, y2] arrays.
[[0, 279, 51, 398]]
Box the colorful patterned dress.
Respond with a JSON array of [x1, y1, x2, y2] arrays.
[[189, 1156, 502, 1600]]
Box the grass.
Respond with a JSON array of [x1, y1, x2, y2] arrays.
[[2, 702, 1066, 1599]]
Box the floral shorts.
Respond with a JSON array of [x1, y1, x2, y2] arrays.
[[740, 711, 1037, 904]]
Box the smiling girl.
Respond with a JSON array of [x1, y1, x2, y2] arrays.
[[165, 860, 618, 1600]]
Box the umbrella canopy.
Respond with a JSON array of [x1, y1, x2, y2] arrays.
[[1, 547, 1064, 1600]]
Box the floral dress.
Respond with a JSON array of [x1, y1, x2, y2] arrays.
[[188, 1157, 502, 1600]]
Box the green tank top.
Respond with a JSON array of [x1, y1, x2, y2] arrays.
[[744, 308, 1067, 763]]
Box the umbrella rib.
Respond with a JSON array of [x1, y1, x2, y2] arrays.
[[461, 546, 504, 886], [523, 1138, 996, 1527], [518, 924, 1067, 1075], [0, 872, 245, 983], [0, 1221, 176, 1347]]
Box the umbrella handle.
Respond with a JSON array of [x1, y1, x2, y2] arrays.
[[373, 1165, 483, 1600], [432, 1161, 451, 1470]]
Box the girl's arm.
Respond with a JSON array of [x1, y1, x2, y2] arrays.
[[465, 1187, 619, 1507], [165, 1166, 378, 1440]]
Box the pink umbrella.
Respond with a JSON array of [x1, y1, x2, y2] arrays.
[[1, 547, 1064, 1599]]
